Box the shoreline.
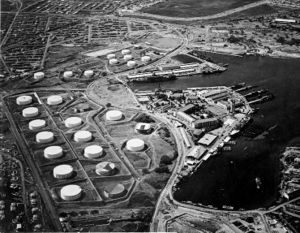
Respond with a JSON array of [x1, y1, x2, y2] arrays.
[[119, 0, 270, 22]]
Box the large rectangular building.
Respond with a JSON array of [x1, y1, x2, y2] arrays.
[[198, 133, 217, 146]]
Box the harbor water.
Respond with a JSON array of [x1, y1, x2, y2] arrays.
[[130, 54, 300, 209]]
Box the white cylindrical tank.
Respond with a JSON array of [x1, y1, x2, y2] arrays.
[[74, 130, 92, 143], [36, 131, 54, 144], [127, 60, 136, 67], [141, 56, 151, 62], [53, 164, 73, 179], [108, 183, 126, 198], [105, 110, 123, 121], [126, 138, 145, 152], [123, 54, 133, 61], [109, 58, 118, 65], [16, 95, 32, 106], [63, 71, 73, 78], [22, 107, 39, 118], [60, 184, 82, 201], [47, 95, 63, 106], [84, 145, 103, 159], [107, 54, 115, 59], [44, 146, 63, 159], [95, 162, 116, 176], [33, 72, 45, 81], [65, 117, 82, 128], [84, 70, 94, 78], [29, 119, 46, 130], [121, 49, 130, 55]]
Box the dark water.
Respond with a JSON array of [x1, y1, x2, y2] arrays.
[[130, 54, 300, 209], [142, 0, 259, 18]]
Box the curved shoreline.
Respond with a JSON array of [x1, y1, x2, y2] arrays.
[[120, 0, 270, 22]]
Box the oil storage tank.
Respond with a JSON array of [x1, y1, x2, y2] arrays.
[[47, 95, 63, 106], [16, 95, 32, 106], [84, 145, 103, 159], [105, 110, 123, 121], [53, 164, 73, 179], [22, 107, 39, 118], [126, 138, 145, 152], [29, 119, 46, 130], [44, 146, 63, 159], [60, 184, 82, 201], [36, 131, 54, 143], [95, 162, 116, 176], [74, 130, 92, 143], [65, 117, 82, 128]]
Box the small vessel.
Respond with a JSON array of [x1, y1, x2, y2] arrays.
[[255, 177, 262, 189]]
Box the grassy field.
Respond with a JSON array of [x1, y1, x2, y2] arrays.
[[142, 0, 260, 18]]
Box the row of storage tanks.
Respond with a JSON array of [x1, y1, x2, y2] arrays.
[[106, 49, 151, 67], [32, 69, 94, 81], [63, 70, 94, 79], [16, 96, 146, 201]]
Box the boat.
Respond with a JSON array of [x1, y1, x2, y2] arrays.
[[255, 177, 262, 189], [129, 74, 176, 83]]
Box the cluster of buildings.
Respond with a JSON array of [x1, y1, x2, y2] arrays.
[[0, 156, 27, 232], [90, 18, 128, 41], [280, 147, 300, 199], [2, 14, 48, 73], [136, 87, 250, 130], [23, 0, 115, 15]]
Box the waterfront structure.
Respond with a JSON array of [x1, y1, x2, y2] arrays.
[[126, 138, 145, 151], [53, 164, 73, 179], [22, 107, 39, 118], [106, 110, 123, 121], [36, 131, 54, 143], [198, 133, 217, 146], [47, 95, 63, 106], [187, 146, 207, 160], [64, 117, 82, 128], [274, 18, 296, 24], [74, 130, 92, 143], [95, 161, 116, 176], [84, 145, 103, 159], [29, 119, 46, 130], [44, 146, 63, 159], [60, 185, 82, 201], [16, 95, 33, 105]]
